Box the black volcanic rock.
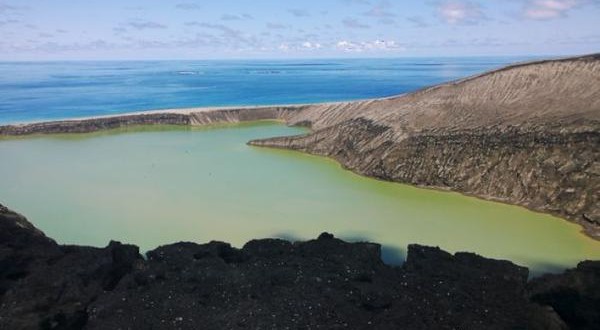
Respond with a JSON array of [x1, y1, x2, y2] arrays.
[[0, 205, 142, 330], [529, 260, 600, 329], [1, 204, 598, 329]]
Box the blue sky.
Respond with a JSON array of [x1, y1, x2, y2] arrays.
[[0, 0, 599, 60]]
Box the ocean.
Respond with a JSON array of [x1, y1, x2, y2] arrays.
[[0, 57, 532, 124]]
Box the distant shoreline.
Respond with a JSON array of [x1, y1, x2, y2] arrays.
[[0, 104, 305, 127], [0, 103, 320, 127], [0, 104, 314, 136]]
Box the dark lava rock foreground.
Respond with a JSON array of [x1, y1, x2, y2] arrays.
[[1, 204, 599, 329]]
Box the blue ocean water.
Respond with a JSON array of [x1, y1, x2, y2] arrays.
[[0, 57, 531, 124]]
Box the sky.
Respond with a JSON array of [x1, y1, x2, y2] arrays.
[[0, 0, 599, 60]]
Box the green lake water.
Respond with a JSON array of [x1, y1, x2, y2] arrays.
[[1, 122, 599, 275]]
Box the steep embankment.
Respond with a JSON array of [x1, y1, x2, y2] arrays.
[[2, 204, 599, 329], [0, 106, 306, 136], [250, 54, 600, 238]]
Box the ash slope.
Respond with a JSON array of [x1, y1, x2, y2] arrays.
[[250, 54, 600, 238], [2, 204, 600, 330]]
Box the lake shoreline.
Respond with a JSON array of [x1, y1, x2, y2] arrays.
[[1, 110, 597, 240]]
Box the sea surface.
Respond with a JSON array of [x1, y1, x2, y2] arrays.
[[0, 57, 533, 124], [1, 123, 599, 275]]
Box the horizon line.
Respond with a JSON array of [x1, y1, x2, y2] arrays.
[[0, 54, 569, 63]]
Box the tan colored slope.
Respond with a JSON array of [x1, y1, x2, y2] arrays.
[[285, 54, 600, 134]]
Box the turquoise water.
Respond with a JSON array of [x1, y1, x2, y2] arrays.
[[1, 122, 599, 275], [0, 57, 531, 124]]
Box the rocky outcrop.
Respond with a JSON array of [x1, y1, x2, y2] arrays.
[[187, 105, 307, 125], [1, 54, 598, 238], [0, 106, 307, 136], [1, 204, 599, 329], [529, 259, 600, 328], [0, 204, 141, 329], [0, 113, 191, 136]]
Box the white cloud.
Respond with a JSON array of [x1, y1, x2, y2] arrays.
[[277, 41, 322, 52], [302, 41, 322, 49], [276, 39, 403, 53], [524, 0, 579, 19], [370, 40, 402, 50], [336, 39, 404, 52], [437, 1, 483, 25]]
